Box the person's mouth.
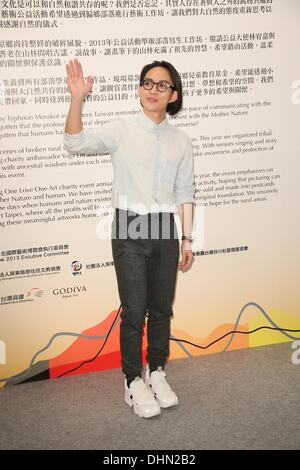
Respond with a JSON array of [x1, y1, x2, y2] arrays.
[[147, 97, 158, 103]]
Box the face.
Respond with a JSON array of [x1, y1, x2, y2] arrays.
[[138, 66, 178, 115]]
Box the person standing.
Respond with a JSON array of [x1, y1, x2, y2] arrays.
[[64, 58, 195, 418]]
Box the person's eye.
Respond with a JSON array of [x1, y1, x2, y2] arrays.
[[159, 81, 169, 88]]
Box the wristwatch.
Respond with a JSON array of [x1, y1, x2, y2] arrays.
[[181, 235, 193, 242]]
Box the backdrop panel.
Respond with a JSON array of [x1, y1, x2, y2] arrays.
[[1, 0, 300, 386]]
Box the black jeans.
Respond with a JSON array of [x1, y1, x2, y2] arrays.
[[111, 208, 180, 380]]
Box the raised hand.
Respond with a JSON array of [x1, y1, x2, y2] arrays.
[[66, 58, 93, 101]]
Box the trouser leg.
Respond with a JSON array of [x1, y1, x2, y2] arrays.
[[111, 235, 150, 380], [146, 236, 179, 371]]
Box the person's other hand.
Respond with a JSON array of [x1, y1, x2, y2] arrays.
[[66, 58, 93, 101], [178, 241, 194, 272]]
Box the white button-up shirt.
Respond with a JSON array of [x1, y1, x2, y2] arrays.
[[63, 109, 195, 215]]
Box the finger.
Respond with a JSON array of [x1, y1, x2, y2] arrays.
[[73, 57, 80, 77], [86, 75, 93, 90], [180, 253, 188, 269], [185, 255, 194, 271], [181, 253, 193, 271], [78, 60, 84, 80], [177, 257, 183, 269], [68, 59, 76, 77]]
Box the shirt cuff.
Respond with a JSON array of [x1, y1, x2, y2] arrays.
[[175, 192, 195, 205], [63, 130, 85, 152]]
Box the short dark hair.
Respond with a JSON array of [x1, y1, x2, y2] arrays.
[[139, 60, 183, 116]]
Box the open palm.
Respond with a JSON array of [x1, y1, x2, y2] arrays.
[[66, 58, 93, 100]]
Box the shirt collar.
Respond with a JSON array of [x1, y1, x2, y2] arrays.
[[137, 108, 169, 132]]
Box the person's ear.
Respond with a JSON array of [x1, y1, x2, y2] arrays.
[[169, 90, 178, 103]]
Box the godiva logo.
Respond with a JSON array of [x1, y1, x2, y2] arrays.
[[52, 286, 87, 296]]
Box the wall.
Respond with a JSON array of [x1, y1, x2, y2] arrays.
[[1, 0, 300, 386]]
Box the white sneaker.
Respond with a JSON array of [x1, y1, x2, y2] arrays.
[[145, 365, 179, 408], [124, 377, 161, 418]]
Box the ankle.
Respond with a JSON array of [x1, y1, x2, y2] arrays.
[[126, 375, 141, 388], [149, 365, 164, 375]]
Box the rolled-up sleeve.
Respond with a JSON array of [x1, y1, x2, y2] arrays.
[[63, 118, 122, 155], [174, 137, 195, 205]]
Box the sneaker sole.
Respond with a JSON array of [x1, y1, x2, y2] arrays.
[[155, 396, 179, 408]]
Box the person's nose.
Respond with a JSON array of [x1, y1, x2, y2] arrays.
[[150, 83, 159, 94]]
